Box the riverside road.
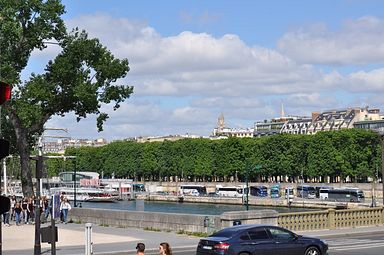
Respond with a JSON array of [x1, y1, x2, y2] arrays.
[[2, 222, 384, 255]]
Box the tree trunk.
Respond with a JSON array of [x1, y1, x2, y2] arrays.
[[16, 129, 34, 197]]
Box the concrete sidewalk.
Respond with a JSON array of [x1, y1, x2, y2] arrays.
[[2, 222, 384, 255], [2, 222, 200, 255]]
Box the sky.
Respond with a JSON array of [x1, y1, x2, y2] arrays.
[[25, 0, 384, 141]]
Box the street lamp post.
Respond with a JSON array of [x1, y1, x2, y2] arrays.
[[372, 130, 384, 206], [380, 136, 384, 206], [245, 169, 249, 211], [245, 162, 261, 211], [32, 137, 44, 255], [73, 159, 77, 207]]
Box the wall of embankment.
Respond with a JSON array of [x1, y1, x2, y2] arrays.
[[69, 208, 278, 233], [69, 206, 384, 233]]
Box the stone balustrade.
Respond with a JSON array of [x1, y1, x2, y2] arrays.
[[70, 206, 384, 234], [278, 206, 384, 231]]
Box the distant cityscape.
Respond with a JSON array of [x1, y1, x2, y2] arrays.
[[42, 106, 384, 154]]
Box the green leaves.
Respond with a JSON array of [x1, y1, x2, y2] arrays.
[[0, 0, 66, 81], [0, 0, 132, 196], [64, 129, 382, 183]]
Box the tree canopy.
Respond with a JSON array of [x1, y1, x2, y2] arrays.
[[0, 0, 133, 196], [59, 129, 382, 183]]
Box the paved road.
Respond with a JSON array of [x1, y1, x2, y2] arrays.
[[327, 233, 384, 255], [2, 222, 384, 255]]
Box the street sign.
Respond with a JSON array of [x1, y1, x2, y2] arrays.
[[52, 194, 61, 219]]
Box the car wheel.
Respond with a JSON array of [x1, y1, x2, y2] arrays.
[[305, 246, 321, 255]]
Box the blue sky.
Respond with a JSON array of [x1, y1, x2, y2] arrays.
[[31, 0, 384, 140]]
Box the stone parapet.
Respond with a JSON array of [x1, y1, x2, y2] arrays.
[[69, 208, 278, 233], [220, 210, 278, 228]]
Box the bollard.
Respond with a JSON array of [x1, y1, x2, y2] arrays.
[[85, 223, 93, 255]]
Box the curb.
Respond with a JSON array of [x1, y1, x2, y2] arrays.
[[299, 227, 384, 239], [93, 245, 197, 255]]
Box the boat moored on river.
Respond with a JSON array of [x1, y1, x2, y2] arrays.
[[50, 186, 118, 202]]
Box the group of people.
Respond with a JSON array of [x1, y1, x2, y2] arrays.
[[136, 242, 172, 255], [2, 196, 37, 226], [2, 194, 72, 226]]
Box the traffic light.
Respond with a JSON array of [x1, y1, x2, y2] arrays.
[[0, 81, 11, 105], [0, 81, 11, 159]]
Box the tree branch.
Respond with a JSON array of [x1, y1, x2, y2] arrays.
[[29, 112, 52, 134]]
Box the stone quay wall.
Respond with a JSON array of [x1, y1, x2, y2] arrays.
[[69, 208, 278, 234], [69, 206, 384, 233], [144, 181, 383, 199]]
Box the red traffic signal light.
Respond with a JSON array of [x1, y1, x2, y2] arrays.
[[0, 81, 11, 105]]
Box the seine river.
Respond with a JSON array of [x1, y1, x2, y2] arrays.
[[77, 200, 315, 215]]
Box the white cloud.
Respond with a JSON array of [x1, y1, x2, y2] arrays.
[[64, 14, 339, 98], [348, 68, 384, 92], [277, 16, 384, 65], [37, 14, 384, 140]]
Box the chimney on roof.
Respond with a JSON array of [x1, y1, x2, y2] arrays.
[[281, 102, 285, 118], [312, 112, 320, 122]]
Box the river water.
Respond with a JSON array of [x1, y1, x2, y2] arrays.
[[76, 200, 315, 215]]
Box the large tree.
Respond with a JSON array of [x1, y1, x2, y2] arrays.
[[0, 0, 133, 196]]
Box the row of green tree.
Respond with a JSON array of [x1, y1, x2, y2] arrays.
[[31, 129, 381, 183]]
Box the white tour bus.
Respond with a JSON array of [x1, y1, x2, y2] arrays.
[[216, 185, 246, 197], [179, 185, 207, 196], [323, 188, 364, 202], [319, 187, 333, 200]]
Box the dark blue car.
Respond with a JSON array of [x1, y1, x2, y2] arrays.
[[196, 224, 328, 255]]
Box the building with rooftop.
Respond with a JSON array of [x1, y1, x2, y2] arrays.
[[212, 113, 254, 138]]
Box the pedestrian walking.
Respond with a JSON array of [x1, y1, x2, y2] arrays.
[[60, 197, 71, 224], [42, 196, 50, 221], [136, 242, 145, 255], [159, 242, 172, 255], [14, 202, 22, 226], [60, 194, 65, 222], [27, 197, 34, 224], [2, 209, 10, 226], [10, 195, 16, 221], [21, 198, 28, 224]]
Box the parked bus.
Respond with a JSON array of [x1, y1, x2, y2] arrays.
[[250, 186, 268, 197], [327, 188, 365, 202], [179, 185, 207, 196], [297, 185, 316, 199], [270, 185, 280, 198], [315, 186, 333, 198], [216, 185, 245, 197], [319, 187, 333, 200]]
